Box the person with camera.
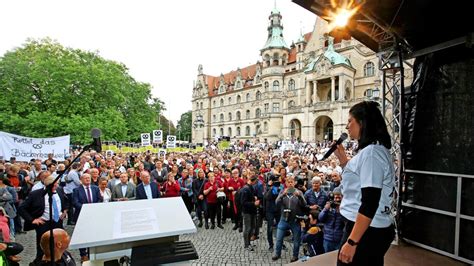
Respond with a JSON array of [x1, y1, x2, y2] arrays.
[[304, 176, 328, 211], [263, 173, 283, 251], [319, 187, 344, 253], [240, 173, 259, 251], [301, 210, 324, 257], [333, 101, 395, 265], [272, 176, 307, 262]]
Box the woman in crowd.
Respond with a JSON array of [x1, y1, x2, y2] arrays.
[[98, 177, 112, 203], [162, 172, 181, 197], [334, 101, 395, 265], [203, 172, 224, 229]]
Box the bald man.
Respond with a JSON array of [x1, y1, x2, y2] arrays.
[[39, 228, 75, 265]]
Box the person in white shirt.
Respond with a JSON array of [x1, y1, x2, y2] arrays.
[[333, 101, 395, 266]]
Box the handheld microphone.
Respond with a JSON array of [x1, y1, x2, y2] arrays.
[[321, 133, 348, 161], [90, 128, 102, 152]]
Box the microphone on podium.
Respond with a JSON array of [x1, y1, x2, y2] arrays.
[[320, 133, 348, 161]]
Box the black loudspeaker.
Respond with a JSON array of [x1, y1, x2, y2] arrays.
[[131, 241, 198, 266]]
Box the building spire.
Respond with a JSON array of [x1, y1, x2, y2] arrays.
[[261, 2, 290, 51]]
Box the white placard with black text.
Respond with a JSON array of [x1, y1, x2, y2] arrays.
[[141, 133, 151, 146], [153, 130, 163, 144], [166, 135, 176, 148]]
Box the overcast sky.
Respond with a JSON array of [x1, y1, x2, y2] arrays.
[[0, 0, 316, 124]]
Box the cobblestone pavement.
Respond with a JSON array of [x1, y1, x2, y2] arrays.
[[15, 220, 300, 265]]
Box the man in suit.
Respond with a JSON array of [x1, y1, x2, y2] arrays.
[[150, 161, 168, 184], [18, 173, 68, 264], [136, 171, 160, 200], [72, 173, 102, 262], [112, 173, 136, 201]]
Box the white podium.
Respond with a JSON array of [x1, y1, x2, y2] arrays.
[[70, 197, 197, 265]]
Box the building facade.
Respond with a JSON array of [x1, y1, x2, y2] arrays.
[[192, 8, 386, 144]]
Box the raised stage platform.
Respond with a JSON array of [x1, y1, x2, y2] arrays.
[[291, 243, 468, 266]]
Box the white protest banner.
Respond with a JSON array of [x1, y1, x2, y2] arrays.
[[166, 135, 176, 148], [158, 149, 166, 159], [0, 131, 70, 162], [141, 133, 151, 146], [153, 130, 163, 144]]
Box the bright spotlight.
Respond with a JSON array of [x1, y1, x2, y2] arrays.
[[334, 8, 351, 28], [325, 0, 361, 31]]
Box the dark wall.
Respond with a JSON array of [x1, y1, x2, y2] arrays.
[[408, 46, 474, 175]]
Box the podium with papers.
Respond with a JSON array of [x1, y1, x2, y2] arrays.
[[70, 197, 198, 265]]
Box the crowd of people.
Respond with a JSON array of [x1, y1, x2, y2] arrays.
[[0, 137, 353, 264]]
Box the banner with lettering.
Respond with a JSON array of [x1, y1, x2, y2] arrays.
[[0, 131, 70, 162]]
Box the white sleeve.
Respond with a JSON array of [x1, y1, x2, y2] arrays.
[[359, 149, 385, 189]]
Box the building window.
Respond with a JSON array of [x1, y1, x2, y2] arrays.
[[220, 99, 224, 107], [288, 79, 295, 90], [228, 127, 232, 137], [220, 128, 224, 136], [264, 103, 269, 113], [213, 114, 216, 122], [256, 125, 261, 135], [364, 62, 375, 77], [220, 113, 224, 121], [228, 97, 232, 104], [213, 100, 216, 107], [245, 126, 250, 136], [236, 111, 241, 120], [213, 128, 216, 136], [219, 85, 225, 94], [200, 102, 203, 109], [272, 103, 280, 112], [288, 100, 295, 108], [237, 127, 241, 136], [246, 110, 250, 119], [246, 93, 251, 102], [228, 112, 232, 121], [264, 82, 269, 91], [236, 81, 241, 89], [264, 122, 268, 132], [256, 91, 262, 100], [237, 95, 241, 103], [272, 81, 280, 91], [255, 108, 261, 118]]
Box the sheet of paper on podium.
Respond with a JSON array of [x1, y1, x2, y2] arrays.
[[113, 208, 159, 239]]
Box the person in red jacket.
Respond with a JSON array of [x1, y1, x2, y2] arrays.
[[204, 172, 224, 229], [162, 172, 181, 197], [228, 168, 245, 231]]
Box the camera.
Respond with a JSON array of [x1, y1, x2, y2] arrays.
[[295, 214, 309, 223], [328, 192, 340, 209]]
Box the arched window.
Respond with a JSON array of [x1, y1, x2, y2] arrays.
[[228, 112, 232, 121], [264, 82, 269, 91], [256, 91, 262, 100], [245, 126, 251, 136], [220, 113, 224, 121], [246, 93, 251, 102], [236, 81, 241, 89], [228, 127, 232, 137], [213, 114, 216, 122], [246, 110, 250, 119], [364, 62, 375, 77], [220, 99, 224, 107], [255, 108, 261, 118], [288, 79, 295, 90], [213, 100, 216, 107], [256, 125, 261, 135], [228, 97, 232, 104], [272, 80, 280, 91], [264, 122, 268, 132], [237, 95, 241, 103], [236, 111, 241, 120], [219, 85, 225, 94], [288, 100, 295, 108], [213, 128, 216, 136], [220, 128, 224, 136], [237, 127, 241, 136]]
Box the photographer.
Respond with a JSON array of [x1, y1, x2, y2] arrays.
[[304, 176, 328, 211], [272, 176, 307, 263], [319, 187, 344, 253], [263, 174, 283, 251], [295, 172, 309, 194], [301, 210, 324, 257]]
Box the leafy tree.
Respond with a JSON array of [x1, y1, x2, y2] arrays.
[[0, 38, 167, 144], [177, 111, 192, 141], [158, 114, 176, 139]]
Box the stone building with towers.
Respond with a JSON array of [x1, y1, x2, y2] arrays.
[[191, 7, 386, 145]]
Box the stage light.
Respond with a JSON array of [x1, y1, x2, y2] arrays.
[[333, 8, 351, 27], [325, 0, 361, 31]]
